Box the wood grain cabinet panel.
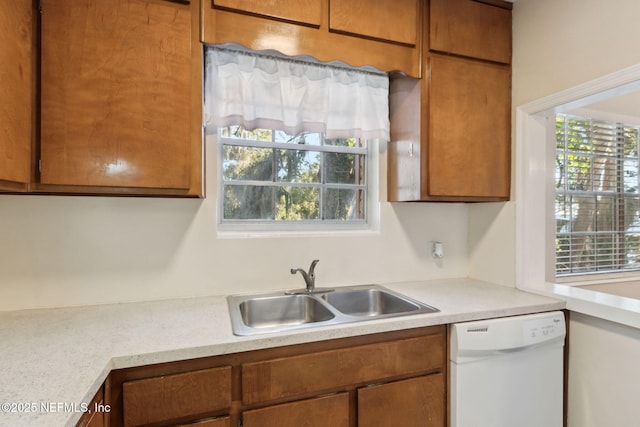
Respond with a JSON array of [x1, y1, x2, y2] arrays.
[[428, 54, 510, 199], [242, 334, 444, 404], [430, 0, 512, 64], [40, 0, 202, 195], [122, 366, 232, 427], [203, 0, 421, 76], [213, 0, 322, 27], [0, 0, 33, 191], [358, 374, 445, 427], [175, 416, 231, 427], [329, 0, 419, 46], [242, 393, 349, 427]]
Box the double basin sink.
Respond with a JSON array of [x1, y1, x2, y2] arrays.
[[227, 284, 439, 336]]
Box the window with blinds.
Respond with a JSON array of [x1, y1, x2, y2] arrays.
[[555, 114, 640, 276]]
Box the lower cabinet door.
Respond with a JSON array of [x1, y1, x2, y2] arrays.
[[358, 374, 445, 427], [242, 393, 349, 427], [175, 417, 230, 427]]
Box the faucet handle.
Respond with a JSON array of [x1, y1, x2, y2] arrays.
[[308, 259, 319, 276]]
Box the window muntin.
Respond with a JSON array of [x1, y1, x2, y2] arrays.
[[219, 126, 367, 224], [555, 114, 640, 276]]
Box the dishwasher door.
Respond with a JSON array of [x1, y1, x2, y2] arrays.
[[450, 311, 566, 427]]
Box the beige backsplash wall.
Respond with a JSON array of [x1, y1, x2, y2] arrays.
[[0, 136, 469, 311]]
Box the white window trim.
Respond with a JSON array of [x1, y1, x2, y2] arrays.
[[516, 63, 640, 290]]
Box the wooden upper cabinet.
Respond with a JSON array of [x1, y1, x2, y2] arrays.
[[429, 0, 512, 64], [204, 0, 421, 76], [427, 54, 510, 199], [213, 0, 322, 27], [329, 0, 419, 47], [39, 0, 202, 195], [0, 0, 33, 191]]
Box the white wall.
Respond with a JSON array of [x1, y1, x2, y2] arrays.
[[568, 313, 640, 427], [487, 0, 640, 424], [469, 0, 640, 288], [0, 137, 469, 311]]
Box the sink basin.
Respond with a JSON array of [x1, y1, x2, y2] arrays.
[[238, 295, 334, 328], [227, 285, 439, 336], [321, 288, 435, 317]]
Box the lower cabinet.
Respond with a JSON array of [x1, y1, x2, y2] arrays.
[[102, 326, 446, 427], [242, 393, 349, 427], [358, 375, 445, 426]]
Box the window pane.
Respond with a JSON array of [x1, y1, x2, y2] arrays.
[[274, 131, 321, 146], [325, 137, 365, 148], [223, 145, 273, 181], [276, 186, 320, 220], [566, 156, 591, 191], [570, 195, 596, 233], [276, 149, 320, 183], [624, 233, 640, 268], [324, 152, 365, 184], [224, 185, 274, 219], [595, 196, 616, 231], [624, 159, 639, 193], [323, 188, 364, 220], [222, 126, 273, 141]]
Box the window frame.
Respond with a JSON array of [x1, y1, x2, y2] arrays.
[[215, 127, 380, 235]]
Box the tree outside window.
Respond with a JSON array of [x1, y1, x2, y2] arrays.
[[555, 114, 640, 276]]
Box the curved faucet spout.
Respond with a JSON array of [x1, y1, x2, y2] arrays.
[[290, 259, 320, 292]]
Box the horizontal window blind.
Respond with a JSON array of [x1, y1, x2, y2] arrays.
[[555, 114, 640, 276]]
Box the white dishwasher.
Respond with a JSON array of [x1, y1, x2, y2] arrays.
[[450, 311, 566, 427]]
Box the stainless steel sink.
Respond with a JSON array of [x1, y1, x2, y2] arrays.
[[227, 285, 439, 336], [238, 295, 334, 328], [321, 288, 432, 317]]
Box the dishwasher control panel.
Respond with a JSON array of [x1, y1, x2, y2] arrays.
[[450, 311, 566, 360], [523, 314, 565, 346]]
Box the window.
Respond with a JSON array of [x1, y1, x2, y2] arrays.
[[204, 44, 388, 232], [555, 114, 640, 276], [219, 125, 368, 224]]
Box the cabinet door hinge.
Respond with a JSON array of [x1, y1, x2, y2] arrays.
[[38, 159, 42, 173], [38, 0, 42, 13]]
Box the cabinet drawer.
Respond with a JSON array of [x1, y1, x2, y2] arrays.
[[242, 393, 349, 427], [358, 374, 445, 427], [242, 333, 444, 404], [430, 0, 511, 64], [122, 366, 231, 426]]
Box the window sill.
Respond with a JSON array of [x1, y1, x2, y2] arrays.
[[216, 226, 380, 239], [521, 282, 640, 330]]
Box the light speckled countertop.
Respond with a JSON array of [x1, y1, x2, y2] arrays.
[[0, 278, 565, 427]]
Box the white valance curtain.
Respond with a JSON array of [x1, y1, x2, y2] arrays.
[[204, 45, 390, 140]]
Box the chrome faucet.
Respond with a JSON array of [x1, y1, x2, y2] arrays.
[[287, 259, 333, 295]]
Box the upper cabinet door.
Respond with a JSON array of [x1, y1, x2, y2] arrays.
[[329, 0, 420, 47], [213, 0, 322, 27], [204, 0, 421, 76], [40, 0, 201, 194], [427, 54, 511, 199], [429, 0, 512, 64], [0, 0, 33, 190]]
